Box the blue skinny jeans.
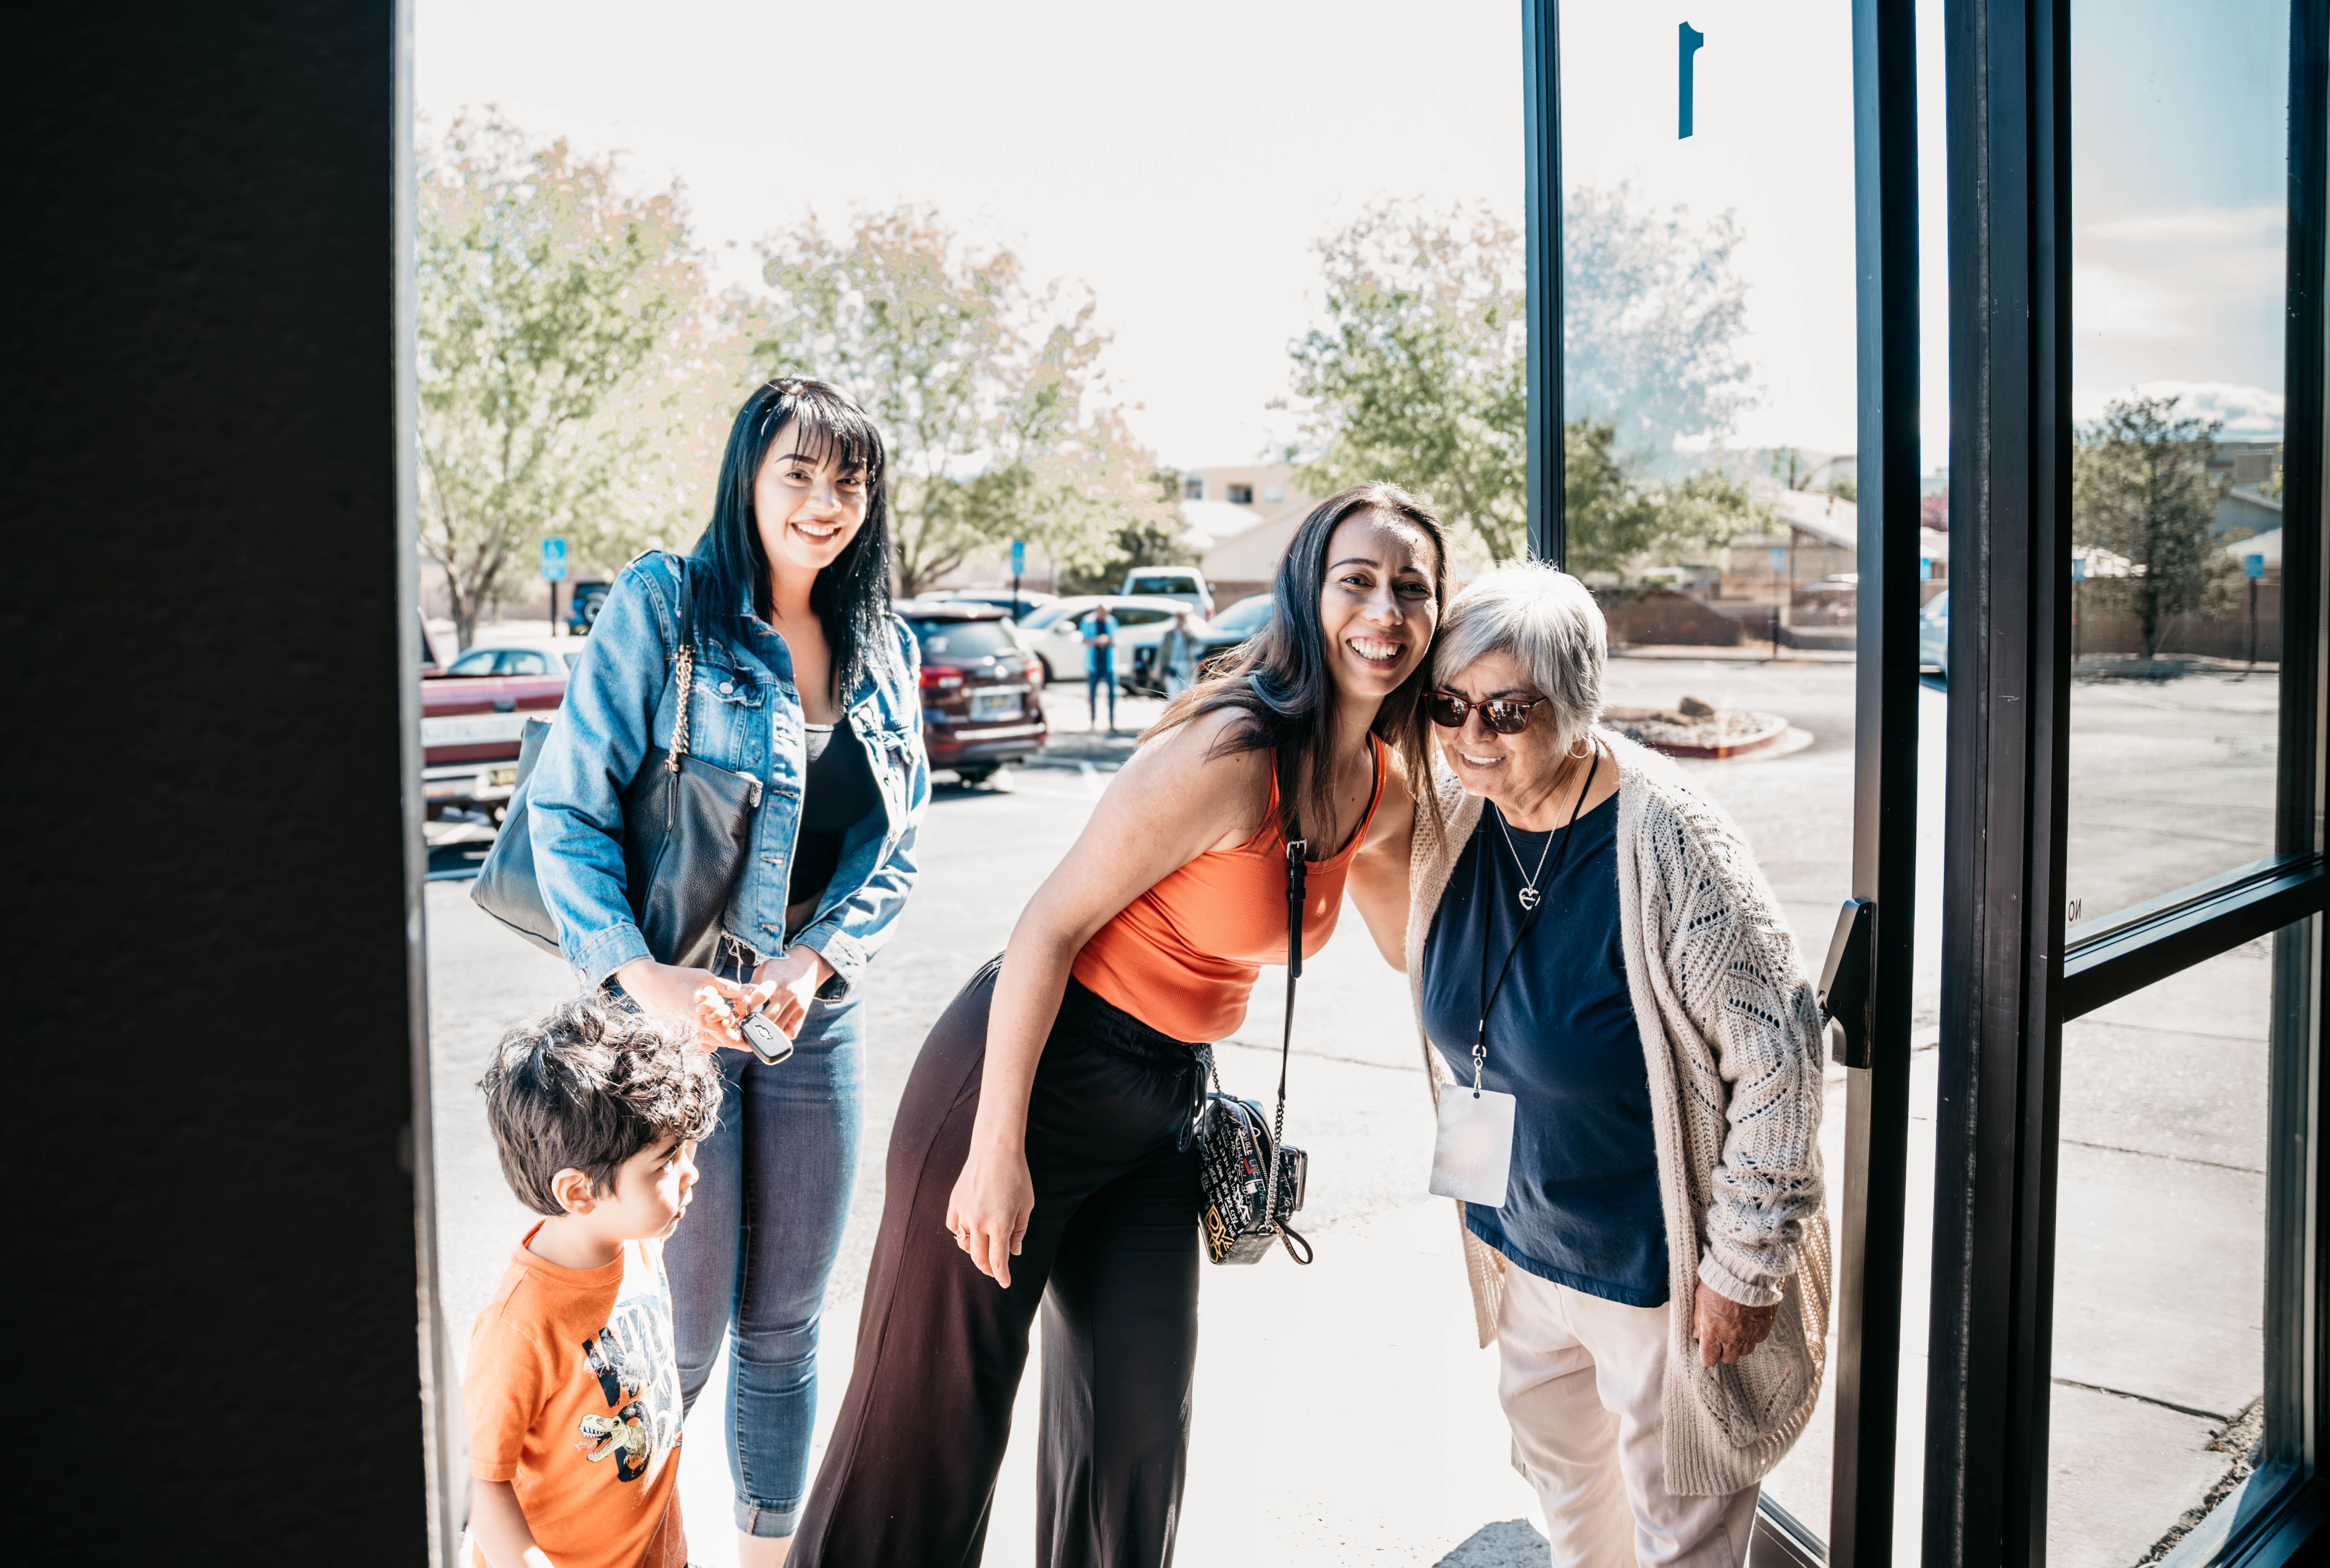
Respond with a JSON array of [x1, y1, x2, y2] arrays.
[[666, 994, 863, 1538]]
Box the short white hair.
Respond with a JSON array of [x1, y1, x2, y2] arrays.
[[1432, 563, 1607, 751]]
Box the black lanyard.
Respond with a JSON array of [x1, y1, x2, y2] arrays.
[[1470, 747, 1602, 1092]]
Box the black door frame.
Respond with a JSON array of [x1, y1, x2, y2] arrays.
[[1924, 1, 2329, 1565], [1827, 2, 1926, 1562]]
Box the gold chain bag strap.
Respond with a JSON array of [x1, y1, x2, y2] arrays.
[[471, 555, 763, 969], [1195, 757, 1315, 1266], [667, 642, 694, 769]]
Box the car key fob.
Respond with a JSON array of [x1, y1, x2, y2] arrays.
[[740, 1009, 794, 1066]]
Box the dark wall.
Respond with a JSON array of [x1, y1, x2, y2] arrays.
[[14, 5, 426, 1559]]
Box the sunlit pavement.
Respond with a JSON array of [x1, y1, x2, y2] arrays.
[[426, 651, 2270, 1565]]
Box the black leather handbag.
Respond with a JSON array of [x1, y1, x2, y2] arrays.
[[1195, 808, 1314, 1267], [470, 558, 764, 972]]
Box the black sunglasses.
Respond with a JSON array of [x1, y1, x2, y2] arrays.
[[1424, 689, 1548, 735]]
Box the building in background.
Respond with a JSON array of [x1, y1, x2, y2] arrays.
[[1186, 463, 1317, 606]]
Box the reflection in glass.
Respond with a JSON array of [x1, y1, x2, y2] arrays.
[[2064, 0, 2290, 925], [2047, 936, 2276, 1565]]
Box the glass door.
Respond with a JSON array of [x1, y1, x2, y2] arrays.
[[1923, 0, 2324, 1564], [1530, 0, 2324, 1561], [1527, 2, 1936, 1559]]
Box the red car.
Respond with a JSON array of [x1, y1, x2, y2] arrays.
[[898, 599, 1047, 785], [420, 640, 574, 819]]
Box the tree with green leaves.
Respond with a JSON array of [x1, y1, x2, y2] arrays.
[[1562, 183, 1756, 468], [1291, 202, 1529, 558], [416, 115, 730, 648], [1561, 421, 1765, 577], [751, 209, 1171, 595], [1054, 453, 1194, 595], [2073, 394, 2232, 663], [1290, 198, 1764, 569]]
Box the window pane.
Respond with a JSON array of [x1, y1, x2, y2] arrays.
[[2047, 934, 2280, 1565], [911, 620, 1017, 660], [1558, 0, 1902, 1546], [2064, 0, 2290, 925]]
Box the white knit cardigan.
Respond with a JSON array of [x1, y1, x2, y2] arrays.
[[1404, 730, 1831, 1497]]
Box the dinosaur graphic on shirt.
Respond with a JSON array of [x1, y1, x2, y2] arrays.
[[573, 1294, 681, 1484], [576, 1405, 654, 1480]]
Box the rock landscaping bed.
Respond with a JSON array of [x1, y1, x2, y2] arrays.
[[1606, 696, 1791, 759]]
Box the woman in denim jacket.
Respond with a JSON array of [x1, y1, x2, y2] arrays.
[[526, 377, 927, 1565]]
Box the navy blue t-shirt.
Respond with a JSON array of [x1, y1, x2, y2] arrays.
[[1421, 796, 1668, 1306]]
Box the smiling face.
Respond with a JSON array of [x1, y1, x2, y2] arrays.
[[1317, 510, 1440, 705], [1436, 650, 1570, 813], [753, 418, 869, 587]]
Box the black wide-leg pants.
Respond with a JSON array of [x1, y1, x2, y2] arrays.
[[792, 958, 1206, 1568]]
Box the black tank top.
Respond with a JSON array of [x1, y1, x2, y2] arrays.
[[788, 718, 880, 920]]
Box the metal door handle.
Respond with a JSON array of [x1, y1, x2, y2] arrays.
[[1819, 897, 1875, 1068]]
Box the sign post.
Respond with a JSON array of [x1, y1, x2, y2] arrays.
[[2245, 553, 2265, 666], [1768, 544, 1787, 658], [2072, 552, 2087, 664], [1010, 539, 1026, 611], [542, 538, 568, 635]]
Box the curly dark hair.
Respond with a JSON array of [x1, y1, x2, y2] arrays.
[[477, 999, 724, 1218]]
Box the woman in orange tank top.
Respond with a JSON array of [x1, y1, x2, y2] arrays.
[[792, 484, 1451, 1568]]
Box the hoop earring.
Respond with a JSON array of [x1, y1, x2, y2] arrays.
[[1566, 737, 1593, 761]]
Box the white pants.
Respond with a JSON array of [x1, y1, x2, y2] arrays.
[[1496, 1265, 1760, 1568]]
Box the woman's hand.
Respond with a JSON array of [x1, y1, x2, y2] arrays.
[[1693, 1283, 1780, 1366], [946, 1136, 1034, 1289], [749, 945, 835, 1040], [614, 958, 757, 1053]]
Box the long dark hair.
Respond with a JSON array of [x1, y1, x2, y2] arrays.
[[691, 377, 893, 700], [1147, 482, 1450, 852]]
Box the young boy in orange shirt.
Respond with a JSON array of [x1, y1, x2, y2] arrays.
[[465, 1000, 723, 1568]]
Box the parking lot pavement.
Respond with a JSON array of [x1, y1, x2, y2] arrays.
[[2063, 663, 2283, 921], [426, 650, 2272, 1563]]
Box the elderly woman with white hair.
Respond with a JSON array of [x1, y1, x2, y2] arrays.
[[1396, 563, 1828, 1566]]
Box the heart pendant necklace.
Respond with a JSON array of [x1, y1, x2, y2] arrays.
[[1493, 746, 1601, 914], [1495, 809, 1556, 913]]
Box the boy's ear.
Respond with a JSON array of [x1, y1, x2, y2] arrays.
[[549, 1167, 599, 1217]]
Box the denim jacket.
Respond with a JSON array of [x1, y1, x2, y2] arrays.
[[526, 550, 928, 995]]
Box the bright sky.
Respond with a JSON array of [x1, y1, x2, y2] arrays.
[[417, 0, 1525, 470], [2069, 0, 2290, 439], [418, 0, 2292, 476]]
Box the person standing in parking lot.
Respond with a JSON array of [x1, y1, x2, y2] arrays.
[[1081, 601, 1120, 732], [525, 376, 929, 1567], [1158, 606, 1200, 698]]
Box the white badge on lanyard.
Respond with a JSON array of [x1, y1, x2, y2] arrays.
[[1431, 1084, 1516, 1205], [1425, 748, 1601, 1214]]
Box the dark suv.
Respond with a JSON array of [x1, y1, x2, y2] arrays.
[[899, 600, 1047, 785]]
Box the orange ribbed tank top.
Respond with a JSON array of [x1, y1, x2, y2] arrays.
[[1071, 741, 1388, 1043]]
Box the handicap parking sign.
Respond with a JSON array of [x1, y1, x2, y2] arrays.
[[541, 537, 568, 583]]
